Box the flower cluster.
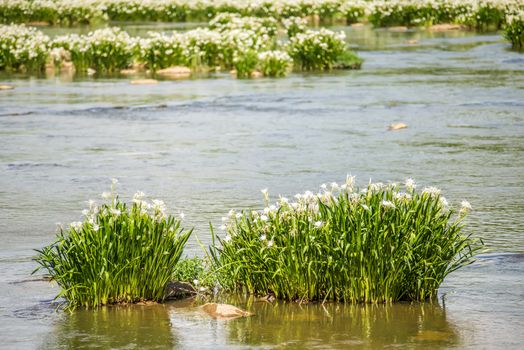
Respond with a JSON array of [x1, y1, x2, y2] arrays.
[[288, 28, 348, 70], [1, 0, 522, 30], [0, 16, 362, 76], [36, 180, 192, 308], [213, 176, 480, 303], [52, 27, 136, 72], [0, 24, 49, 71], [258, 50, 293, 77], [504, 8, 524, 49]]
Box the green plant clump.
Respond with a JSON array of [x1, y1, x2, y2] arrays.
[[504, 11, 524, 49], [288, 28, 350, 70], [211, 177, 482, 303], [0, 24, 49, 71], [35, 180, 192, 309]]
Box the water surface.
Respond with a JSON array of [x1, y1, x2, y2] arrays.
[[1, 25, 523, 349]]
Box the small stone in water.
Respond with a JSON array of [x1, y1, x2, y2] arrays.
[[388, 122, 408, 131], [0, 84, 14, 90], [201, 303, 254, 320], [130, 79, 158, 85]]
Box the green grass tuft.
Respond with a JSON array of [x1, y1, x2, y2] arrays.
[[210, 178, 482, 303], [34, 182, 192, 309]]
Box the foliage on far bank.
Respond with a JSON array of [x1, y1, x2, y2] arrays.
[[211, 177, 482, 303], [34, 180, 192, 309], [0, 14, 361, 77]]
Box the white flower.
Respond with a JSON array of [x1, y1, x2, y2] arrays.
[[221, 216, 228, 222], [179, 212, 185, 220], [193, 279, 199, 286], [235, 213, 242, 219], [224, 234, 232, 242], [220, 224, 227, 231], [82, 209, 89, 216], [314, 221, 323, 228], [260, 234, 267, 241], [405, 178, 417, 192], [267, 240, 274, 247], [110, 208, 121, 216], [111, 178, 118, 185], [101, 191, 112, 199], [70, 221, 83, 230], [361, 204, 370, 211], [381, 200, 396, 209], [133, 191, 145, 201], [260, 215, 268, 222], [422, 186, 441, 197], [92, 224, 100, 232], [460, 200, 472, 215]]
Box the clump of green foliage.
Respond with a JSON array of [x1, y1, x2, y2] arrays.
[[35, 180, 192, 309], [211, 177, 482, 303]]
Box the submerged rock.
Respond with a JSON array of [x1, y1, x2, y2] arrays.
[[428, 24, 466, 32], [164, 281, 196, 300], [130, 79, 158, 85], [0, 84, 15, 90], [121, 68, 139, 75], [156, 66, 191, 77], [251, 71, 263, 79], [388, 122, 408, 131], [201, 303, 254, 320], [388, 26, 409, 32]]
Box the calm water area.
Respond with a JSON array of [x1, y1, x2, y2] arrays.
[[0, 24, 523, 349]]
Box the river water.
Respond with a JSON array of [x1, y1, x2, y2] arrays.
[[0, 25, 523, 349]]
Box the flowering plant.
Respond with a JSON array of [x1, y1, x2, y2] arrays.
[[211, 177, 481, 303], [35, 180, 192, 309]]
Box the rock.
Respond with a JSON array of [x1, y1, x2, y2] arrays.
[[121, 69, 138, 75], [130, 79, 158, 85], [156, 66, 191, 77], [406, 39, 418, 45], [350, 23, 365, 28], [229, 69, 237, 76], [428, 24, 466, 32], [388, 122, 408, 131], [201, 303, 254, 320], [388, 26, 409, 32], [87, 68, 96, 76], [164, 281, 196, 300], [27, 21, 50, 27], [0, 84, 15, 90], [251, 71, 263, 79], [61, 61, 74, 70]]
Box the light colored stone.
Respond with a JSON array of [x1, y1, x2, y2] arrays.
[[0, 84, 15, 90], [156, 66, 191, 77], [350, 23, 365, 28], [388, 26, 409, 32], [428, 24, 466, 32], [229, 69, 237, 76], [120, 68, 138, 75], [406, 39, 418, 45], [130, 79, 158, 85], [201, 303, 254, 320], [388, 122, 408, 131], [251, 71, 263, 79], [87, 68, 96, 76], [27, 21, 50, 26]]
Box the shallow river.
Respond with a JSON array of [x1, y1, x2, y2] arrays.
[[0, 25, 523, 349]]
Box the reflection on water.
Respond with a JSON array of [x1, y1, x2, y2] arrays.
[[42, 304, 177, 349], [41, 298, 458, 350], [224, 299, 457, 349]]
